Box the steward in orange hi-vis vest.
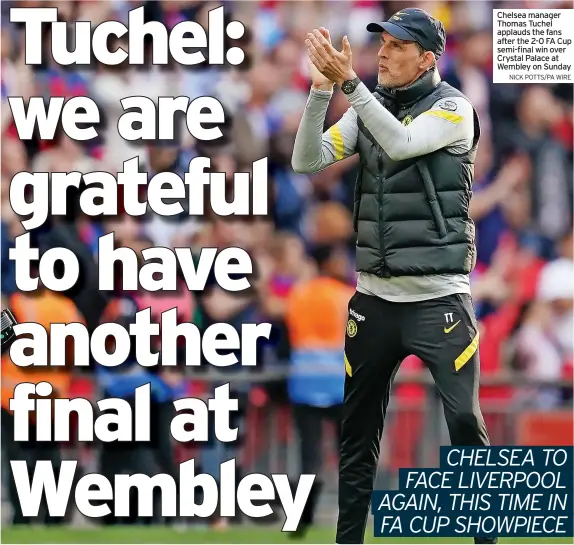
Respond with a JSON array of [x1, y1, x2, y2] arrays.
[[285, 275, 354, 407], [1, 290, 84, 413]]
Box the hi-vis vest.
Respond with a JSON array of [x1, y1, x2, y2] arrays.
[[1, 291, 82, 412], [284, 276, 354, 407]]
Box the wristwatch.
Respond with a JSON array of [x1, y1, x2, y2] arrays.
[[340, 77, 361, 94]]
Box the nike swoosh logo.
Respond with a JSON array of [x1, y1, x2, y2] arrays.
[[444, 320, 461, 334]]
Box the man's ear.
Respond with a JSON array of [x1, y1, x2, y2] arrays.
[[420, 51, 436, 70]]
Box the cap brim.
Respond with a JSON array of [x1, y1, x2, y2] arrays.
[[366, 21, 419, 43]]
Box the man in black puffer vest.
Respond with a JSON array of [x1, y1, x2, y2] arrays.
[[292, 8, 496, 544]]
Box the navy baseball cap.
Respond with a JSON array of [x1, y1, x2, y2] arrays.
[[367, 8, 446, 57]]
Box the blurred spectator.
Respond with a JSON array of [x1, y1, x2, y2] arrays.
[[32, 129, 102, 174], [1, 194, 19, 297], [95, 294, 183, 526], [1, 136, 28, 179], [1, 273, 84, 525], [309, 201, 354, 249], [91, 35, 175, 172], [512, 240, 573, 408], [471, 144, 534, 266], [283, 243, 354, 536], [499, 86, 572, 243], [263, 231, 315, 320], [36, 210, 109, 332], [139, 142, 202, 248], [442, 29, 492, 137], [1, 26, 34, 133], [531, 232, 574, 373], [193, 215, 272, 528], [268, 125, 313, 236]]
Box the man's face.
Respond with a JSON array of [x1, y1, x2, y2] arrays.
[[377, 31, 426, 88], [148, 146, 179, 172]]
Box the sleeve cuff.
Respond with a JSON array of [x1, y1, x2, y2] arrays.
[[309, 87, 334, 99], [345, 81, 372, 103]]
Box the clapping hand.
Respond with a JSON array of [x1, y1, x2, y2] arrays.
[[307, 28, 335, 90], [305, 28, 356, 87]]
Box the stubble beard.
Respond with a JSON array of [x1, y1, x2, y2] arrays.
[[378, 71, 401, 89]]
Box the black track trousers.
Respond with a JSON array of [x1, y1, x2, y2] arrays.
[[336, 291, 492, 544]]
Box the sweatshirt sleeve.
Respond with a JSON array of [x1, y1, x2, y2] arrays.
[[291, 88, 359, 174], [344, 81, 475, 160]]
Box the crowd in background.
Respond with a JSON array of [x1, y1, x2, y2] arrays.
[[1, 0, 573, 529]]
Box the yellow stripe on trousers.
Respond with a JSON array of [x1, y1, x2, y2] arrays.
[[454, 332, 480, 371], [344, 353, 352, 377]]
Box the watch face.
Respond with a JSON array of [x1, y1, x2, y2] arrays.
[[342, 80, 355, 94]]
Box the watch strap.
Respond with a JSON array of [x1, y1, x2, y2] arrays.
[[341, 77, 361, 94]]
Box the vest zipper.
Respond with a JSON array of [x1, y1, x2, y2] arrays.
[[377, 148, 387, 276]]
